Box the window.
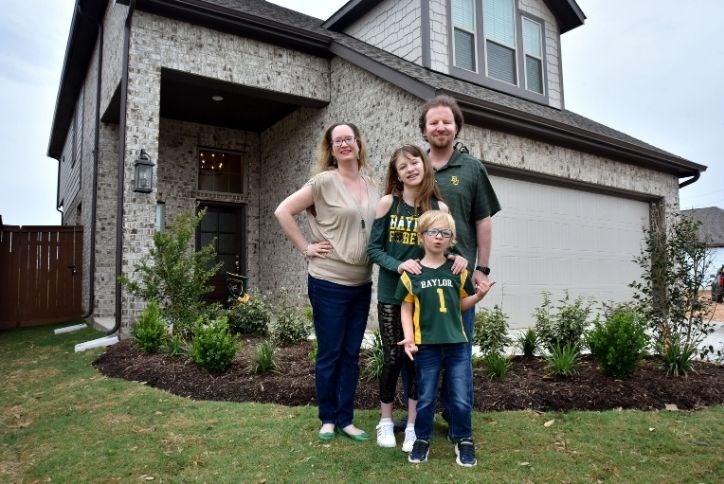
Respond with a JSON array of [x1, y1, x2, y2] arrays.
[[484, 0, 516, 84], [452, 0, 477, 71], [449, 0, 547, 100], [522, 17, 543, 94], [197, 148, 246, 195]]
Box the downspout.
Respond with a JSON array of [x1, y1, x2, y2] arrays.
[[112, 0, 137, 336], [74, 2, 103, 325], [679, 172, 700, 189]]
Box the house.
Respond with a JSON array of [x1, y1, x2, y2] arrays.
[[681, 207, 724, 276], [47, 0, 706, 334]]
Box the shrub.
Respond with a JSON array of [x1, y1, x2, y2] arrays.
[[270, 290, 311, 346], [483, 352, 511, 379], [252, 340, 279, 374], [227, 292, 272, 336], [131, 301, 167, 353], [534, 291, 593, 352], [631, 211, 715, 354], [190, 316, 239, 374], [308, 338, 318, 363], [164, 333, 187, 358], [658, 336, 697, 377], [545, 344, 580, 378], [120, 209, 221, 338], [587, 307, 648, 378], [362, 330, 384, 380], [517, 328, 538, 358], [473, 305, 512, 355]]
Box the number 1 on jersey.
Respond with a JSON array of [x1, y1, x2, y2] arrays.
[[436, 288, 448, 313]]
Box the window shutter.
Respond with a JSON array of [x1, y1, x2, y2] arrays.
[[525, 56, 543, 93], [455, 29, 476, 71]]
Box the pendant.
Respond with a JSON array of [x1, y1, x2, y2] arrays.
[[361, 218, 366, 229]]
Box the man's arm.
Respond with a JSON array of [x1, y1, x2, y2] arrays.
[[473, 216, 492, 285]]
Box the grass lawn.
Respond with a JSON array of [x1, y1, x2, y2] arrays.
[[1, 324, 722, 483]]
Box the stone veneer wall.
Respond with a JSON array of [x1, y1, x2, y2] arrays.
[[114, 11, 331, 332], [428, 0, 563, 109], [343, 0, 423, 64]]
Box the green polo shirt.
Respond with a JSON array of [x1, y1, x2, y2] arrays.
[[434, 149, 501, 269]]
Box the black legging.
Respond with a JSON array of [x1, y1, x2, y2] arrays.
[[377, 302, 418, 404]]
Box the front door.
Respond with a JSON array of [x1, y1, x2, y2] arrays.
[[197, 203, 246, 303]]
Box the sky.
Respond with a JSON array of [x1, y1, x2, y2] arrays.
[[0, 0, 721, 226]]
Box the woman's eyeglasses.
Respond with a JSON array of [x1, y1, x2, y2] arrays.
[[331, 136, 357, 147]]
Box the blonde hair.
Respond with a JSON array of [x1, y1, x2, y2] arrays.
[[312, 123, 369, 175], [383, 144, 443, 212], [417, 210, 456, 246]]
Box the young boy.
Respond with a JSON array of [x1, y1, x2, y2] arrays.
[[395, 210, 494, 467]]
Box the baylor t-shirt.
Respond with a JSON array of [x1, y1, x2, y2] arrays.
[[395, 259, 475, 344]]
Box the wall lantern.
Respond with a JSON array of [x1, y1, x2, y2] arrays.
[[134, 150, 154, 193]]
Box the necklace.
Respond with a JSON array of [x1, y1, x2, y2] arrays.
[[353, 176, 367, 229]]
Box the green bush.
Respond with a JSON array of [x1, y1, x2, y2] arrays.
[[227, 292, 272, 336], [658, 336, 697, 377], [483, 352, 511, 379], [164, 332, 187, 358], [545, 343, 580, 378], [190, 316, 239, 374], [473, 305, 512, 355], [362, 330, 384, 380], [131, 301, 167, 353], [120, 209, 220, 338], [252, 340, 279, 374], [587, 307, 648, 378], [308, 339, 318, 363], [270, 290, 311, 346], [517, 328, 538, 358], [534, 291, 593, 352]]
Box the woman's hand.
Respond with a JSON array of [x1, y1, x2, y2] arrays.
[[397, 258, 422, 275], [306, 240, 333, 258]]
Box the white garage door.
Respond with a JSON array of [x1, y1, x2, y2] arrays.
[[481, 176, 650, 329]]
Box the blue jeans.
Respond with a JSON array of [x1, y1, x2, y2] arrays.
[[440, 307, 475, 416], [414, 343, 473, 442], [307, 274, 371, 428]]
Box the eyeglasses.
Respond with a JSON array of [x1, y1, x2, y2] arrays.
[[423, 228, 453, 238], [331, 136, 357, 147]]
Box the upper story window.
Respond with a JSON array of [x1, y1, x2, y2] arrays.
[[197, 148, 246, 195], [452, 0, 477, 71], [449, 0, 547, 102]]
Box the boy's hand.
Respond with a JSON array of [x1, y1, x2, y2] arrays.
[[475, 280, 496, 298], [397, 337, 418, 360]]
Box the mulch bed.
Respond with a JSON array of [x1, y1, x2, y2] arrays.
[[93, 338, 724, 412]]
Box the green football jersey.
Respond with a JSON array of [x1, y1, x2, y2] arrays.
[[395, 260, 474, 344]]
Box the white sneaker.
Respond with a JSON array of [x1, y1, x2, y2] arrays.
[[401, 425, 416, 452], [376, 421, 396, 448]]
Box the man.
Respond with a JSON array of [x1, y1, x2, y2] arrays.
[[418, 94, 501, 341]]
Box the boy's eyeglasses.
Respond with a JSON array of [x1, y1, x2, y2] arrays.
[[423, 228, 453, 238], [331, 136, 357, 147]]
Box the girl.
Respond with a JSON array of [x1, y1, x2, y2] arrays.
[[367, 144, 466, 450]]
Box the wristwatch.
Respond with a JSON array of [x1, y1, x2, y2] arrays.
[[475, 265, 491, 275]]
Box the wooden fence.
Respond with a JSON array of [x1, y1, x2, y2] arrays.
[[0, 225, 83, 329]]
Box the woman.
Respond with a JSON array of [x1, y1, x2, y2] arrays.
[[274, 123, 379, 442], [367, 144, 466, 451]]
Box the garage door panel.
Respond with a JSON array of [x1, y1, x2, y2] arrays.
[[482, 176, 648, 329]]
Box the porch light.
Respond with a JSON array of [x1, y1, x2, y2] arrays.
[[134, 150, 154, 193]]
